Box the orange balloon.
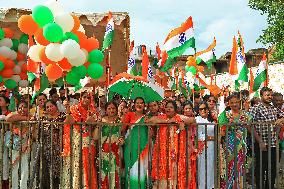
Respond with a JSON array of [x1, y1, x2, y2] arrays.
[[17, 52, 26, 61], [27, 59, 38, 73], [4, 60, 15, 69], [39, 47, 55, 65], [34, 28, 50, 46], [0, 69, 13, 78], [72, 15, 81, 32], [58, 58, 72, 71], [18, 15, 39, 35], [73, 31, 87, 48], [19, 72, 28, 80], [186, 56, 197, 67], [84, 37, 100, 52], [197, 66, 204, 73], [45, 64, 63, 81], [3, 28, 14, 38]]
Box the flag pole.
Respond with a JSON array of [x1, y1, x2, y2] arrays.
[[106, 46, 111, 101]]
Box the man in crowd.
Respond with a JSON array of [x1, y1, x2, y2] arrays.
[[250, 87, 284, 189]]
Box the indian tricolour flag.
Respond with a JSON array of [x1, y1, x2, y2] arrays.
[[229, 32, 249, 90], [163, 16, 195, 59], [127, 40, 137, 75], [102, 12, 114, 51], [196, 38, 217, 70], [218, 95, 228, 125], [253, 53, 268, 91]]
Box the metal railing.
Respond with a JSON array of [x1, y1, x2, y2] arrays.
[[0, 121, 283, 189]]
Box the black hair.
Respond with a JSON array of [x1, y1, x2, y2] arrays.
[[197, 101, 214, 122], [44, 100, 58, 111], [260, 87, 272, 96], [182, 101, 193, 114], [165, 100, 178, 112], [226, 92, 240, 102], [49, 88, 58, 96], [105, 101, 118, 114], [134, 97, 145, 105], [38, 93, 47, 99], [272, 92, 283, 98], [183, 101, 193, 109]]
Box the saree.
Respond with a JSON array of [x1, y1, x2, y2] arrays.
[[62, 102, 98, 189], [220, 110, 252, 189], [151, 114, 190, 189], [101, 118, 121, 189], [122, 112, 149, 189]]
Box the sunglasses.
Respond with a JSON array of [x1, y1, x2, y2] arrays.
[[199, 107, 208, 111], [208, 99, 216, 103]]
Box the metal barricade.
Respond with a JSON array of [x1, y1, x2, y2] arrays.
[[0, 121, 282, 189]]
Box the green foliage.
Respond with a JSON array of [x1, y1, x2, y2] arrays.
[[248, 0, 284, 61]]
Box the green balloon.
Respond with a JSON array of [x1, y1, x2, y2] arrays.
[[185, 65, 191, 72], [0, 61, 4, 71], [66, 71, 80, 85], [0, 76, 2, 83], [88, 50, 104, 63], [0, 28, 4, 40], [62, 32, 79, 43], [12, 39, 20, 51], [19, 34, 29, 44], [4, 79, 17, 89], [43, 23, 63, 42], [32, 5, 54, 27], [87, 63, 104, 79], [72, 66, 87, 79], [188, 66, 197, 75]]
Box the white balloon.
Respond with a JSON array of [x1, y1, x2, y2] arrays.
[[13, 65, 22, 74], [55, 13, 74, 33], [0, 38, 13, 48], [9, 50, 17, 60], [78, 24, 85, 34], [27, 45, 44, 62], [45, 0, 64, 16], [0, 46, 11, 58], [19, 80, 29, 88], [18, 43, 29, 54], [68, 49, 86, 67], [60, 39, 80, 60], [18, 61, 25, 67], [45, 43, 64, 62], [81, 48, 89, 60], [11, 75, 21, 83]]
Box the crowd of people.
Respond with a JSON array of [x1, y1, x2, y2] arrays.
[[0, 86, 284, 189]]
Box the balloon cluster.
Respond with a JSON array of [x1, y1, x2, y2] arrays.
[[185, 56, 204, 75], [0, 28, 29, 89], [18, 0, 104, 85]]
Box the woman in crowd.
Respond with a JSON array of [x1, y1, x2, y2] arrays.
[[62, 91, 99, 189], [40, 100, 66, 189], [0, 95, 10, 189], [0, 95, 10, 117], [30, 93, 47, 119], [220, 94, 262, 188], [148, 100, 195, 188], [5, 101, 30, 189], [195, 101, 215, 189], [118, 100, 129, 119], [206, 95, 218, 122], [121, 97, 148, 189], [101, 101, 124, 189]]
